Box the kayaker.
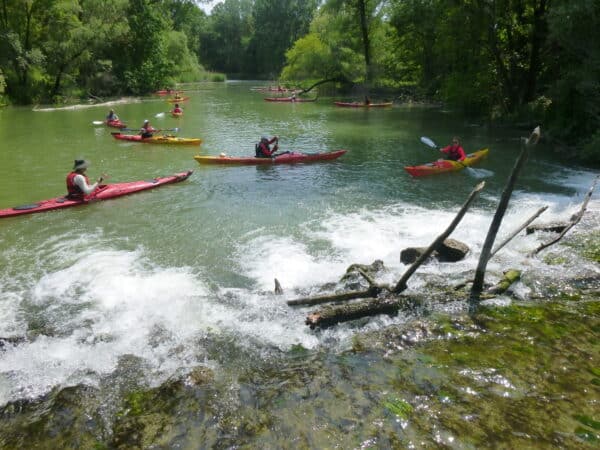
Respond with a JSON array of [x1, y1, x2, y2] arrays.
[[106, 109, 118, 121], [66, 159, 104, 200], [440, 137, 466, 161], [140, 120, 155, 139], [173, 103, 183, 114], [255, 135, 279, 157]]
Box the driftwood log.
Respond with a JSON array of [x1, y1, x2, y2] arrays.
[[305, 297, 408, 329], [526, 221, 568, 235]]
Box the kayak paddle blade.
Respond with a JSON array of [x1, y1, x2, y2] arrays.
[[420, 136, 438, 149]]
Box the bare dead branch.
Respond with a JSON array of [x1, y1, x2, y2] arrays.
[[490, 206, 548, 258], [531, 175, 598, 256]]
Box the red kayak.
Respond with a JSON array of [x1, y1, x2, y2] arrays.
[[194, 150, 346, 165], [106, 119, 127, 128], [334, 101, 393, 108], [0, 171, 193, 219], [264, 97, 317, 103]]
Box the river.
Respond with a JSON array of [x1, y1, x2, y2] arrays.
[[0, 82, 598, 448]]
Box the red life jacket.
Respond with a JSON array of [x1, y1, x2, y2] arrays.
[[66, 172, 89, 199], [445, 145, 465, 161]]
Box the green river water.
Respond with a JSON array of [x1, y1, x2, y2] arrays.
[[0, 82, 598, 448]]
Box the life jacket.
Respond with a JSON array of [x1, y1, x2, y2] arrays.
[[66, 172, 88, 199], [447, 145, 463, 161], [255, 142, 268, 157]]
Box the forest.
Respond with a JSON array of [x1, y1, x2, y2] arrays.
[[0, 0, 598, 163]]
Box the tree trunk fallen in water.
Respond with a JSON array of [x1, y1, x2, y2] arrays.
[[305, 297, 408, 329]]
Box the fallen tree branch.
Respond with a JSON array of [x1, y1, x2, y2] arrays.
[[393, 181, 486, 293], [305, 297, 406, 329], [490, 206, 548, 258], [530, 175, 598, 256]]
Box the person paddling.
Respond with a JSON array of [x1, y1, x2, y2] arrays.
[[140, 120, 156, 139], [255, 135, 279, 157], [66, 159, 104, 200], [106, 109, 119, 121], [440, 136, 466, 161], [172, 103, 183, 114]]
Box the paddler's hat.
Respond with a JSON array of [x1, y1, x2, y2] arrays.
[[261, 136, 268, 142], [73, 159, 89, 170]]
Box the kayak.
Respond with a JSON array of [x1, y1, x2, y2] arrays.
[[155, 89, 181, 96], [194, 150, 347, 165], [334, 101, 393, 108], [166, 96, 189, 103], [0, 171, 193, 219], [404, 149, 489, 177], [111, 133, 202, 146], [106, 119, 127, 128], [264, 97, 317, 102]]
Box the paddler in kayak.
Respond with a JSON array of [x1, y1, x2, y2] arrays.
[[172, 103, 183, 114], [66, 159, 104, 200], [106, 109, 119, 121], [140, 120, 156, 139], [255, 135, 279, 157], [440, 136, 466, 161]]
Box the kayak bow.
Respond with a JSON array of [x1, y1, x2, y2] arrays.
[[0, 171, 193, 219]]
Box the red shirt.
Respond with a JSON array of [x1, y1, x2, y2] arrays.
[[441, 144, 466, 161]]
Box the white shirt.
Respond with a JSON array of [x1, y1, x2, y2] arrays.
[[73, 174, 99, 195]]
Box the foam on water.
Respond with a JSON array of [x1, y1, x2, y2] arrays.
[[0, 168, 598, 405]]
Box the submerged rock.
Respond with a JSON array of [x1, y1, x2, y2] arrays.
[[400, 239, 470, 264]]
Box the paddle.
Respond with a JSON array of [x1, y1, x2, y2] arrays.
[[420, 136, 493, 178], [92, 120, 104, 125]]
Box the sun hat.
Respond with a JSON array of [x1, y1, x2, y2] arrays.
[[261, 136, 268, 141], [73, 159, 89, 170]]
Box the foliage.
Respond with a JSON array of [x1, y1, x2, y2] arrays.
[[544, 0, 600, 160]]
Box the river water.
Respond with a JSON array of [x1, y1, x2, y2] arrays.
[[0, 82, 598, 447]]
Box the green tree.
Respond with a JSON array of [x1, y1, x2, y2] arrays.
[[545, 0, 600, 161], [0, 0, 54, 103], [280, 10, 363, 85], [198, 0, 253, 75], [246, 0, 317, 78], [117, 0, 172, 93]]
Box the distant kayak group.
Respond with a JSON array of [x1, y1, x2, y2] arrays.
[[0, 86, 491, 219]]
